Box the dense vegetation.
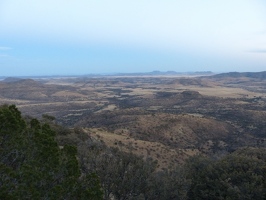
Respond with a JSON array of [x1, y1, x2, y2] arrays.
[[0, 105, 102, 199], [1, 105, 266, 199]]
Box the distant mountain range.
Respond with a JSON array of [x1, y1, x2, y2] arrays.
[[2, 71, 266, 80], [212, 71, 266, 79], [0, 71, 214, 80], [114, 71, 214, 76]]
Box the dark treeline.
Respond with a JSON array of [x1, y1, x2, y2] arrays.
[[1, 105, 266, 199]]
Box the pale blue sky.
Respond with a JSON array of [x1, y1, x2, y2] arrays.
[[0, 0, 266, 76]]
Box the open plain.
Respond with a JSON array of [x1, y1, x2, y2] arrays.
[[1, 72, 266, 169]]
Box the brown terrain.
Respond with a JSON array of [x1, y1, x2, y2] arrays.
[[1, 72, 266, 170]]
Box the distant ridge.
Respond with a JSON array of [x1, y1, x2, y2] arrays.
[[213, 71, 266, 79], [2, 77, 23, 83], [1, 78, 42, 87], [12, 79, 42, 86], [114, 71, 214, 76], [0, 71, 214, 80]]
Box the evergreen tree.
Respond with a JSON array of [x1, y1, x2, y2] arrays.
[[0, 105, 102, 199], [185, 149, 266, 200]]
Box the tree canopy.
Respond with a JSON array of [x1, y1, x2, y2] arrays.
[[0, 105, 102, 199]]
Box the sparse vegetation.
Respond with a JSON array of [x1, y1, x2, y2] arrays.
[[1, 72, 266, 199]]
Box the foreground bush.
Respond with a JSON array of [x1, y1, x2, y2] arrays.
[[0, 105, 102, 199]]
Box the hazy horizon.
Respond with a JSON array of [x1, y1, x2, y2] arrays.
[[1, 1, 266, 76]]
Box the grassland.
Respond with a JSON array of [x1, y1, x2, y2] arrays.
[[1, 73, 266, 169]]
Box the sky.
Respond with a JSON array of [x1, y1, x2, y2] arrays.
[[0, 0, 266, 76]]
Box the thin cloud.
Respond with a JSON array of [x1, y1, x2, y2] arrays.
[[0, 47, 12, 50], [253, 30, 266, 35], [247, 49, 266, 53]]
